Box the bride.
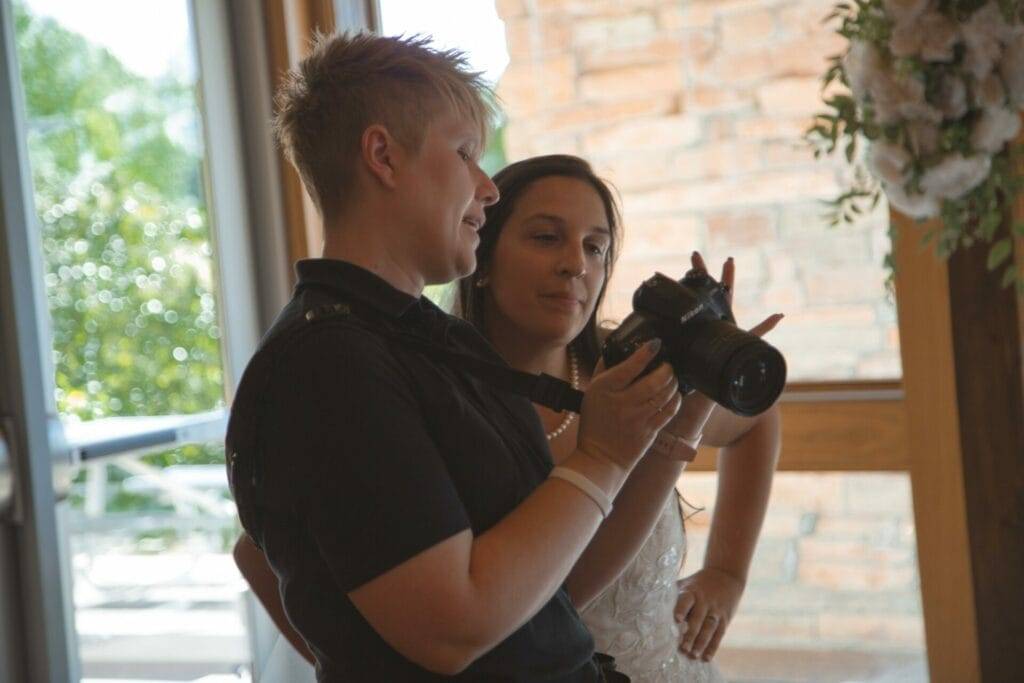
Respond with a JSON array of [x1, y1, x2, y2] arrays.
[[234, 155, 781, 682]]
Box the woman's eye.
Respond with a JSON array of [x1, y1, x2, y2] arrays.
[[533, 234, 557, 242], [457, 149, 470, 161]]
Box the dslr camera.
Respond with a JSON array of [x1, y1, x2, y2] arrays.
[[602, 270, 786, 416]]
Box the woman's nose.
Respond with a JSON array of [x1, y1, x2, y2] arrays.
[[476, 168, 499, 207], [558, 245, 587, 278]]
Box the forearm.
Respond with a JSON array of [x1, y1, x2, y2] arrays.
[[349, 446, 631, 674], [565, 452, 684, 611], [233, 534, 316, 664], [702, 407, 781, 582], [459, 447, 631, 652]]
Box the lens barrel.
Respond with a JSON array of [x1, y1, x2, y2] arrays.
[[677, 319, 786, 416]]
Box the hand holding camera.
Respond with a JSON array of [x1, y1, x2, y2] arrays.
[[602, 252, 786, 419], [657, 254, 785, 457], [576, 339, 684, 474]]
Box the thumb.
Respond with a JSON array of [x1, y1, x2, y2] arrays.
[[598, 338, 662, 389]]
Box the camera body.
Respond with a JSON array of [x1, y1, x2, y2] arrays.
[[602, 270, 786, 416]]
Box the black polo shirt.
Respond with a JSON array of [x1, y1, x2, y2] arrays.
[[229, 259, 599, 682]]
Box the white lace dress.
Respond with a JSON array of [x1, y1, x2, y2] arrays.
[[580, 496, 727, 683]]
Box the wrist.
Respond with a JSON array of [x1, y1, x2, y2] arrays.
[[668, 402, 715, 442], [648, 429, 700, 462], [667, 419, 707, 443], [703, 564, 747, 589], [565, 446, 630, 500]]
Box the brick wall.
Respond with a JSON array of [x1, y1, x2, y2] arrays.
[[495, 0, 901, 382], [680, 472, 924, 670]]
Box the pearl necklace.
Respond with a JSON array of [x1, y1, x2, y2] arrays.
[[545, 347, 580, 441]]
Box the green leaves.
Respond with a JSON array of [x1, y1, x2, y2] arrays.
[[1000, 264, 1018, 289], [14, 3, 225, 431], [987, 238, 1013, 271]]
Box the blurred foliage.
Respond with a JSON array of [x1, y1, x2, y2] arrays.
[[14, 2, 224, 483]]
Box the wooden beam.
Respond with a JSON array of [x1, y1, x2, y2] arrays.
[[687, 387, 909, 472]]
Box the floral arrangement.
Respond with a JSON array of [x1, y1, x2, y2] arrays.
[[809, 0, 1024, 289]]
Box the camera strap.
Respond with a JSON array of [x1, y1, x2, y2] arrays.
[[302, 300, 585, 414], [226, 293, 585, 552]]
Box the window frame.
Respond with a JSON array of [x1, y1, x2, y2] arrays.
[[0, 0, 279, 678]]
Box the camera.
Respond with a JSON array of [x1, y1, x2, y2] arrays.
[[602, 270, 786, 416]]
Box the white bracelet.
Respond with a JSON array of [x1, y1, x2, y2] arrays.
[[549, 466, 613, 518]]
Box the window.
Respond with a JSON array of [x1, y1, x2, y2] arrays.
[[8, 0, 261, 678]]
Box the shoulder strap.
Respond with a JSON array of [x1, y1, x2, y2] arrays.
[[304, 304, 585, 414], [227, 297, 585, 549]]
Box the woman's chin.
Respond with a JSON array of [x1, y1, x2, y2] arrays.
[[530, 319, 585, 347]]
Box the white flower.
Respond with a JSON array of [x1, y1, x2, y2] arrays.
[[888, 9, 958, 61], [962, 2, 1012, 79], [871, 72, 942, 124], [971, 107, 1022, 153], [919, 153, 992, 199], [907, 121, 941, 156], [935, 75, 968, 120], [1000, 35, 1024, 107], [843, 41, 886, 103], [867, 141, 912, 186], [882, 0, 931, 24], [883, 181, 941, 219], [918, 12, 960, 62], [973, 72, 1007, 109], [889, 22, 923, 59], [891, 11, 960, 61]]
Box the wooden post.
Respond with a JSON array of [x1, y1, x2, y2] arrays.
[[893, 191, 1024, 681], [945, 229, 1024, 681]]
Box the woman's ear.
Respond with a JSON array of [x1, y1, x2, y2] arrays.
[[361, 124, 399, 189]]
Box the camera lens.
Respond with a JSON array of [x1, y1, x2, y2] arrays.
[[732, 358, 768, 401], [722, 344, 786, 415], [676, 319, 786, 416]]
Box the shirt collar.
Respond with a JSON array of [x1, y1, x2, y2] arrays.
[[294, 258, 420, 318]]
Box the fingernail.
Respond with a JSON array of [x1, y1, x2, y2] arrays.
[[727, 256, 734, 263], [647, 338, 662, 355], [691, 250, 699, 258]]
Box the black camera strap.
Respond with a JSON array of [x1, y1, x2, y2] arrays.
[[392, 326, 585, 414], [227, 292, 584, 551], [302, 300, 585, 414]]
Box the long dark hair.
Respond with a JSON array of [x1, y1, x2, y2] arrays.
[[455, 155, 623, 370]]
